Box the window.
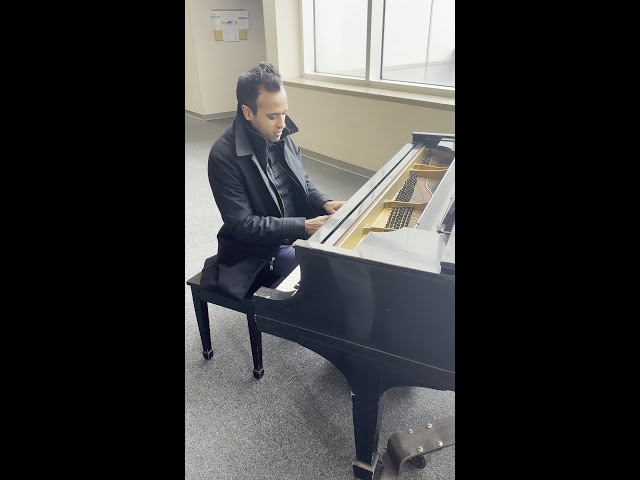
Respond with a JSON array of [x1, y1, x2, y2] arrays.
[[301, 0, 454, 96]]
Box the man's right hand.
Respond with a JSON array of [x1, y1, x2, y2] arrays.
[[305, 215, 330, 236]]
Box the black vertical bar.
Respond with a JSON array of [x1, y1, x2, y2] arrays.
[[191, 286, 213, 360], [350, 366, 384, 480], [246, 313, 264, 379]]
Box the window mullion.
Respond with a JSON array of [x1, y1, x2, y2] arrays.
[[365, 0, 373, 85], [368, 0, 384, 84], [312, 0, 317, 73]]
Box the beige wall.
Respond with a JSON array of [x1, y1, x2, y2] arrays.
[[286, 86, 454, 172], [263, 0, 301, 79], [185, 1, 203, 113], [185, 0, 267, 116]]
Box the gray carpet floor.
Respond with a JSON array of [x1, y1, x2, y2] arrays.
[[185, 114, 455, 479]]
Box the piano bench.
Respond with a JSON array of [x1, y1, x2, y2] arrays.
[[186, 266, 280, 380]]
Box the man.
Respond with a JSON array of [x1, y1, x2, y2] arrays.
[[200, 62, 344, 300]]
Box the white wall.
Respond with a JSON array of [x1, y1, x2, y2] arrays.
[[185, 0, 267, 116]]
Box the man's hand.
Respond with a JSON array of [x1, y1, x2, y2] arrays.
[[305, 215, 330, 236], [322, 200, 345, 214]]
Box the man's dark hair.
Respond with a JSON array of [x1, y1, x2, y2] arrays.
[[236, 62, 282, 114]]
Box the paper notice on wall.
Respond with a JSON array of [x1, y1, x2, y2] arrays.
[[221, 11, 239, 41], [209, 11, 222, 31], [237, 11, 250, 30]]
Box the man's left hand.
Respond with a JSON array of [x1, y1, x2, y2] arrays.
[[322, 200, 345, 214]]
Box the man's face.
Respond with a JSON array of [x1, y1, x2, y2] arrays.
[[242, 87, 288, 144]]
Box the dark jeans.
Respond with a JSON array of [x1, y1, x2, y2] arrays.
[[272, 245, 298, 277]]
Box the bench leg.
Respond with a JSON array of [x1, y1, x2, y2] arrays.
[[190, 286, 213, 360], [246, 314, 264, 379]]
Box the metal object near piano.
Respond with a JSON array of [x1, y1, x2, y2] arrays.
[[374, 417, 455, 480], [254, 132, 455, 480]]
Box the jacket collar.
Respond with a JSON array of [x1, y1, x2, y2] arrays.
[[234, 105, 299, 157]]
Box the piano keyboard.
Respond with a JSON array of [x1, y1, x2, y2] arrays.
[[275, 266, 301, 292]]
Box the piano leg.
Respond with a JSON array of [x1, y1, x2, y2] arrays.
[[251, 335, 393, 479], [350, 366, 384, 480], [191, 286, 213, 360], [246, 314, 264, 379]]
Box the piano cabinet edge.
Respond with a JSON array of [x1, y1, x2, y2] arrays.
[[412, 131, 455, 146], [292, 239, 455, 281], [252, 311, 455, 392], [253, 240, 455, 375]]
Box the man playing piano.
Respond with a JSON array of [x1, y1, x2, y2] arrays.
[[200, 62, 344, 300]]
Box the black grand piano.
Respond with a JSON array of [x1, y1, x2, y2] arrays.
[[253, 132, 455, 480]]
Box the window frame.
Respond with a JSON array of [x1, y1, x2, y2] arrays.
[[299, 0, 455, 98]]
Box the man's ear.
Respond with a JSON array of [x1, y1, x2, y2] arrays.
[[241, 104, 253, 121]]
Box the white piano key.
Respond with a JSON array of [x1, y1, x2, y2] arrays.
[[275, 266, 301, 292]]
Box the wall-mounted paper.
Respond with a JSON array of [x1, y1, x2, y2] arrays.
[[221, 11, 239, 42], [238, 11, 250, 30], [209, 11, 221, 31]]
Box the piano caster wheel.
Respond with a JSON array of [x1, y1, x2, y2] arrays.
[[203, 350, 213, 360], [253, 368, 264, 379], [408, 454, 430, 469]]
